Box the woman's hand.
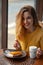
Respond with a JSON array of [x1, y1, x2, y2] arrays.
[[36, 48, 43, 58], [14, 40, 21, 50]]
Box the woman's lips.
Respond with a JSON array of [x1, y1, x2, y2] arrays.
[[25, 23, 30, 26]]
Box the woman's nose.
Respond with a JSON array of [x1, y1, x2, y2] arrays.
[[24, 19, 27, 24]]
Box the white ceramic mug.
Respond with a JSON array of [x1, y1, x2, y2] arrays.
[[29, 46, 37, 58]]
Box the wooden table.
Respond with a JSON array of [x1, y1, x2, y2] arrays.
[[0, 49, 43, 65]]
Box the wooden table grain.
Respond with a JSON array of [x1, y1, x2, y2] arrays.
[[0, 49, 43, 65]]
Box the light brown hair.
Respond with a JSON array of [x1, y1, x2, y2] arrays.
[[16, 5, 39, 40]]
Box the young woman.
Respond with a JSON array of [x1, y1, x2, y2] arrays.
[[14, 5, 43, 58]]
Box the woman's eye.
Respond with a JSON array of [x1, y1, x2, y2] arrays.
[[22, 18, 25, 20], [27, 17, 31, 19]]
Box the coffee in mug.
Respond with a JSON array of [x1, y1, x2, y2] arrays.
[[29, 46, 37, 58]]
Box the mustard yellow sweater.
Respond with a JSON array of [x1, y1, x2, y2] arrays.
[[16, 27, 43, 52]]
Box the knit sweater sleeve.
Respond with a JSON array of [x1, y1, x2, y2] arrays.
[[40, 34, 43, 50]]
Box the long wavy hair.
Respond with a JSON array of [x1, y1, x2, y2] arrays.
[[16, 5, 39, 41]]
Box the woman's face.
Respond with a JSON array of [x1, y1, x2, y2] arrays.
[[22, 11, 33, 30]]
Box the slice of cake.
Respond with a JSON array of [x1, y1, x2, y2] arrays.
[[9, 51, 22, 56]]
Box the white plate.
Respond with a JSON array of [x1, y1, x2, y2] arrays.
[[3, 49, 27, 59]]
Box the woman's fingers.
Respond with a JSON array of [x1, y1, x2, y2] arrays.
[[36, 48, 42, 58], [37, 48, 42, 55], [14, 40, 20, 50]]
